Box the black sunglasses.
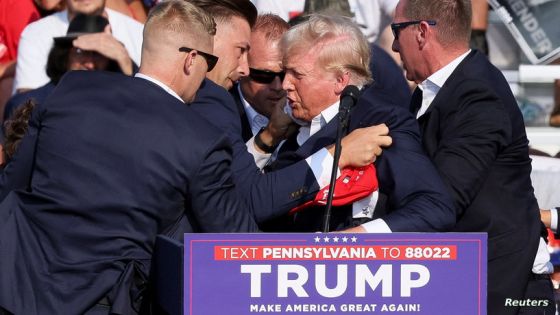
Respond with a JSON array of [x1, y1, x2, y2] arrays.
[[179, 47, 219, 72], [249, 68, 285, 84], [391, 20, 436, 40]]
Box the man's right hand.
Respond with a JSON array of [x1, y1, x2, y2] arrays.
[[73, 25, 134, 76], [329, 124, 392, 168], [541, 209, 552, 229], [254, 100, 298, 153]]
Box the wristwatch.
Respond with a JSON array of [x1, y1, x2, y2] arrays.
[[254, 127, 278, 154]]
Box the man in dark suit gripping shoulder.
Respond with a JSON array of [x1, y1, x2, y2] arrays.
[[0, 1, 258, 314], [390, 0, 555, 314]]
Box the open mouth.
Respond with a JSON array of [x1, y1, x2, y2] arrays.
[[268, 96, 284, 102]]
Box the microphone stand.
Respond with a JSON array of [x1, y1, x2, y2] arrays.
[[322, 85, 360, 232], [321, 109, 351, 232]]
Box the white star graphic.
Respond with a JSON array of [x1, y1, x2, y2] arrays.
[[314, 236, 321, 243], [323, 236, 330, 243], [351, 236, 358, 243], [333, 236, 340, 243], [342, 236, 348, 243]]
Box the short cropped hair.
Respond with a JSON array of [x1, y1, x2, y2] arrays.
[[281, 14, 371, 86], [404, 0, 471, 46], [253, 13, 289, 42], [144, 0, 216, 43], [186, 0, 257, 28]]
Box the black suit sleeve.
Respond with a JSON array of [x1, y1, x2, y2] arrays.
[[371, 107, 457, 232], [191, 81, 320, 223], [189, 135, 260, 232]]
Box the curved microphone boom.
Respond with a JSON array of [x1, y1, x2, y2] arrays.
[[322, 85, 361, 232]]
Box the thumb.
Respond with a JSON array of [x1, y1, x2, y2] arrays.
[[104, 24, 112, 34]]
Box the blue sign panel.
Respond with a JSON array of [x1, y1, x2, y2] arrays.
[[184, 233, 487, 315]]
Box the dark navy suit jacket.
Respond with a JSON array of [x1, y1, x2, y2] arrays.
[[265, 82, 456, 232], [369, 43, 410, 108], [3, 82, 56, 122], [0, 71, 258, 314], [413, 50, 544, 314], [191, 79, 321, 223]]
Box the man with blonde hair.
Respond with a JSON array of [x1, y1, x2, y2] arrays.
[[263, 14, 455, 233], [0, 1, 258, 314]]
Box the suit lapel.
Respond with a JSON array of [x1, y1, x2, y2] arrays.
[[417, 51, 477, 128], [269, 115, 340, 171], [416, 51, 478, 156], [422, 50, 475, 118], [409, 87, 423, 115]]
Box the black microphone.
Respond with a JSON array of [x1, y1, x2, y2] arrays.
[[322, 85, 361, 232], [338, 85, 360, 117]]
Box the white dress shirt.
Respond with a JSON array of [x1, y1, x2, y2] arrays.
[[134, 73, 183, 102], [416, 50, 471, 118], [238, 85, 270, 136], [287, 102, 384, 224]]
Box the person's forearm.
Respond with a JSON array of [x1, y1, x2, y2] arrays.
[[0, 61, 15, 79]]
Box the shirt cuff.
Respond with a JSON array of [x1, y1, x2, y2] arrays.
[[550, 208, 558, 233], [352, 191, 378, 219], [246, 136, 272, 170], [360, 219, 392, 233], [305, 148, 340, 188], [532, 237, 553, 274]]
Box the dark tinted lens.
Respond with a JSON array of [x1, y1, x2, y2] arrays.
[[179, 47, 219, 72], [390, 24, 400, 39], [390, 20, 436, 40], [249, 68, 285, 84], [199, 52, 219, 72]]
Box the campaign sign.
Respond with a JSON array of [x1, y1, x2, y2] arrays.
[[184, 233, 487, 315], [488, 0, 560, 64]]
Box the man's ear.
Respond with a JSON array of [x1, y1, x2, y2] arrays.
[[183, 51, 195, 75], [417, 21, 431, 49], [334, 71, 351, 94]]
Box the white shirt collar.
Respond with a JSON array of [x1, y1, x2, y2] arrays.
[[134, 73, 184, 103], [416, 49, 471, 118], [237, 85, 269, 135], [297, 101, 339, 146]]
